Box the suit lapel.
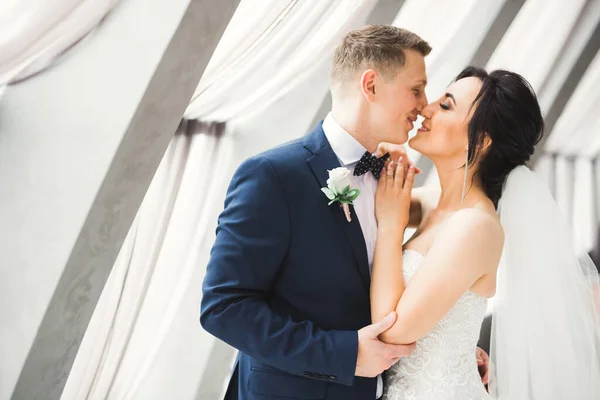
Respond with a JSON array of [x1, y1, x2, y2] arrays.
[[304, 123, 371, 293]]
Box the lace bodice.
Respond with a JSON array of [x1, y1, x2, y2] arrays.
[[384, 250, 492, 400]]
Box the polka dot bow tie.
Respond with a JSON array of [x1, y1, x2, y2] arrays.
[[353, 151, 390, 180]]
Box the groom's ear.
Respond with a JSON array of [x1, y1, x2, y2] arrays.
[[360, 69, 377, 101]]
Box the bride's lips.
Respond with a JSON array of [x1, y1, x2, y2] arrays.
[[418, 123, 430, 133]]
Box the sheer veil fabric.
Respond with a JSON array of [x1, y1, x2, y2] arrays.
[[490, 166, 600, 399]]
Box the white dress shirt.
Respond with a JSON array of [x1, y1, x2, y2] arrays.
[[322, 113, 383, 398]]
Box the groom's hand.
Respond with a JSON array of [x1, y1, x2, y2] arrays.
[[476, 347, 490, 386], [375, 143, 421, 175], [355, 311, 416, 378]]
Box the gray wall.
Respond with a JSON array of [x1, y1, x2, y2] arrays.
[[0, 0, 239, 398]]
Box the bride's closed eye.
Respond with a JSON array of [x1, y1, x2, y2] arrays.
[[439, 103, 450, 110]]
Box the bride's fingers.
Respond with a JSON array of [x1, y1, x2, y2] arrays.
[[403, 165, 416, 191], [386, 161, 395, 189], [394, 157, 405, 190], [408, 160, 422, 174], [378, 167, 387, 191], [400, 157, 409, 177]]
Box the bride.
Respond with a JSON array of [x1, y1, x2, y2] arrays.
[[372, 66, 600, 399]]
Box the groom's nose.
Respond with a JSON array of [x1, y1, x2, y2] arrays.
[[417, 93, 428, 113]]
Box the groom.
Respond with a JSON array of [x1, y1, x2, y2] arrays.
[[201, 26, 431, 399]]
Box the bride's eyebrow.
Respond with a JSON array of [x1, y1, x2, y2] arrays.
[[444, 93, 457, 105]]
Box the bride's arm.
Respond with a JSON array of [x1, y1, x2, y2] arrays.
[[370, 161, 411, 324], [371, 165, 503, 345], [378, 212, 502, 344]]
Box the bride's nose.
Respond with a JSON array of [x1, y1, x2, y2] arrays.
[[420, 102, 435, 119]]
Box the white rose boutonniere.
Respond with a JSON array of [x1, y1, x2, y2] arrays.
[[321, 167, 360, 222]]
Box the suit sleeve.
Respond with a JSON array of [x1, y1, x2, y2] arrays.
[[200, 156, 358, 386]]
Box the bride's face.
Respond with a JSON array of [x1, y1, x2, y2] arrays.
[[408, 77, 482, 160]]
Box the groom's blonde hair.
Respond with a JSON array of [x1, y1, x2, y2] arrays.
[[332, 25, 431, 84]]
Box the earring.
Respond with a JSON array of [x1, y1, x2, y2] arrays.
[[461, 148, 469, 204]]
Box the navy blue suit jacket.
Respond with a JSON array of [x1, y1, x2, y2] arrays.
[[201, 123, 377, 399]]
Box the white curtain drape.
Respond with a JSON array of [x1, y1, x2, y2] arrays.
[[555, 156, 576, 232], [539, 50, 600, 254], [184, 0, 377, 122], [65, 1, 379, 399], [485, 0, 588, 92], [62, 122, 235, 400], [545, 50, 600, 157], [0, 0, 118, 87], [573, 158, 596, 252]]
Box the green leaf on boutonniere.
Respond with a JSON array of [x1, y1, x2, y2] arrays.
[[346, 189, 360, 201], [342, 185, 350, 195], [321, 187, 336, 200]]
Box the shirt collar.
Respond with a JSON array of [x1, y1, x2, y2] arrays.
[[322, 113, 367, 167]]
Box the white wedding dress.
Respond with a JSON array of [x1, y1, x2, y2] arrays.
[[383, 250, 492, 400]]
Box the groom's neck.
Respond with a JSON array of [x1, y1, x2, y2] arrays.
[[330, 108, 377, 153]]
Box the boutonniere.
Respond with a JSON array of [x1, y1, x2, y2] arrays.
[[321, 167, 360, 222]]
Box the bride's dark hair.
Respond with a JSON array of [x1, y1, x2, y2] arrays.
[[456, 66, 544, 209]]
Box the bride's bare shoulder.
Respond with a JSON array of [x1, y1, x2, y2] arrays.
[[444, 208, 504, 251], [429, 208, 504, 278]]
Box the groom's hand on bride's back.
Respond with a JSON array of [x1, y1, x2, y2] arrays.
[[355, 311, 416, 377]]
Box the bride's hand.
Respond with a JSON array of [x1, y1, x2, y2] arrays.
[[375, 142, 421, 175], [375, 158, 415, 233]]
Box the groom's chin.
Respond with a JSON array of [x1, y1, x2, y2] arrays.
[[394, 130, 410, 145]]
